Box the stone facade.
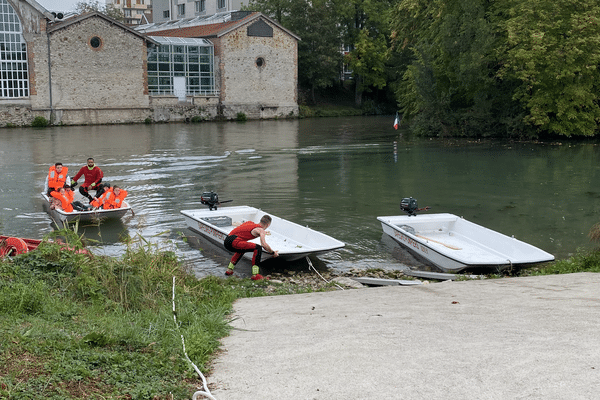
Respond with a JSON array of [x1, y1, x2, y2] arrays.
[[215, 16, 298, 119], [140, 12, 299, 120], [0, 2, 298, 127]]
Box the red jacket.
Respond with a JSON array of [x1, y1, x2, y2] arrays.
[[229, 221, 261, 241], [73, 165, 103, 188]]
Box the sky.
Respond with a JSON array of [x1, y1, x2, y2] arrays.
[[35, 0, 81, 13]]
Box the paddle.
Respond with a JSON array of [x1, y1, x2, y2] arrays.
[[415, 234, 462, 250]]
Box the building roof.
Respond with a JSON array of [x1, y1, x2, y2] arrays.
[[47, 11, 160, 46], [19, 0, 55, 19], [150, 36, 213, 47], [135, 11, 300, 41]]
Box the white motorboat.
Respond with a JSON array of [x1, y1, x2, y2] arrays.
[[180, 194, 345, 262], [378, 206, 554, 272], [41, 192, 132, 224]]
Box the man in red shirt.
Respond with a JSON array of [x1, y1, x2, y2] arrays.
[[223, 215, 279, 280], [71, 157, 104, 203]]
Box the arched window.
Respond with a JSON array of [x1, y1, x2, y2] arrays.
[[0, 0, 28, 98]]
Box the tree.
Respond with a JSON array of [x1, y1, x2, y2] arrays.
[[390, 0, 517, 137], [340, 0, 393, 107], [496, 0, 600, 137], [76, 1, 124, 22]]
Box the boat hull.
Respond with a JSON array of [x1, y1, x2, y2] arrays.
[[42, 193, 131, 224], [181, 206, 345, 262], [377, 213, 554, 272]]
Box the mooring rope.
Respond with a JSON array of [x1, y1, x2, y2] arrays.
[[305, 256, 344, 290], [172, 276, 217, 400]]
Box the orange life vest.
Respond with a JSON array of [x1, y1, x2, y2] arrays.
[[105, 189, 127, 209], [48, 165, 68, 191], [91, 188, 113, 209], [50, 191, 73, 213], [64, 188, 74, 203]]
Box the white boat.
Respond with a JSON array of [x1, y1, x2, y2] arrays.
[[41, 192, 132, 224], [377, 213, 555, 272], [181, 205, 345, 262]]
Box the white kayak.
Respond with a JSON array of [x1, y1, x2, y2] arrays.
[[181, 205, 345, 262], [378, 213, 554, 272]]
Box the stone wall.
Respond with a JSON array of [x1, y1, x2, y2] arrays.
[[217, 17, 298, 119], [31, 17, 150, 111]]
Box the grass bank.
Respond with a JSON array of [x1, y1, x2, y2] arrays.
[[0, 230, 335, 399]]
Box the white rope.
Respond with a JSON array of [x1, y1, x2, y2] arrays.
[[305, 256, 344, 290], [172, 276, 217, 400]]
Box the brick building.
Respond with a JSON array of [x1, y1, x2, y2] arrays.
[[138, 11, 300, 119], [0, 0, 298, 126]]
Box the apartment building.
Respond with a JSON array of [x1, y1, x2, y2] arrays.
[[106, 0, 152, 25], [152, 0, 246, 23]]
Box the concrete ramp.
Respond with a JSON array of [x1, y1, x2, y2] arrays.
[[209, 273, 600, 400]]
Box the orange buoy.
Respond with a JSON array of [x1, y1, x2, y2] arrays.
[[0, 237, 29, 257]]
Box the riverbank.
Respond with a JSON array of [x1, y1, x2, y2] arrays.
[[2, 230, 599, 398]]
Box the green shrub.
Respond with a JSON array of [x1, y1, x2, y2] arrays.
[[31, 116, 49, 127], [144, 117, 153, 124], [190, 115, 204, 123], [236, 112, 247, 122]]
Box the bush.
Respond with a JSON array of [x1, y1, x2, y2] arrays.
[[31, 116, 49, 128], [190, 115, 204, 123], [144, 117, 152, 124], [236, 112, 247, 122]]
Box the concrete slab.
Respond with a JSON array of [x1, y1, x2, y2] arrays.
[[208, 273, 600, 400]]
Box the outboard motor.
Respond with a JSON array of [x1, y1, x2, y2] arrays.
[[400, 197, 429, 216], [200, 191, 232, 210]]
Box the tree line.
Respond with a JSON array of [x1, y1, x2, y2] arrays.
[[247, 0, 600, 138]]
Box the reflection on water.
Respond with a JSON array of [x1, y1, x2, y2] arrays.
[[1, 117, 600, 276]]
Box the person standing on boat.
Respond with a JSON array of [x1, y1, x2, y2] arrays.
[[71, 158, 104, 203], [44, 162, 70, 195], [223, 215, 279, 280]]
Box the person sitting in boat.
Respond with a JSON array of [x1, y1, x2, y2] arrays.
[[90, 183, 112, 209], [71, 157, 104, 203], [50, 186, 92, 212], [223, 215, 279, 280], [44, 162, 70, 196], [91, 184, 127, 210], [63, 185, 93, 211]]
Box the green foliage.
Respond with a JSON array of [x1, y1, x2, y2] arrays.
[[236, 112, 247, 122], [496, 0, 600, 137], [190, 115, 205, 123], [31, 116, 49, 128], [144, 117, 152, 124], [522, 249, 600, 275]]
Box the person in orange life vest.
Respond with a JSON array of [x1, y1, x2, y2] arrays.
[[71, 157, 104, 202], [90, 183, 113, 209], [105, 186, 127, 209], [44, 162, 70, 195], [64, 185, 93, 211], [50, 187, 74, 213], [51, 186, 92, 212], [223, 215, 279, 280]]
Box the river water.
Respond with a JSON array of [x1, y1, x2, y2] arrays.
[[1, 116, 599, 276]]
